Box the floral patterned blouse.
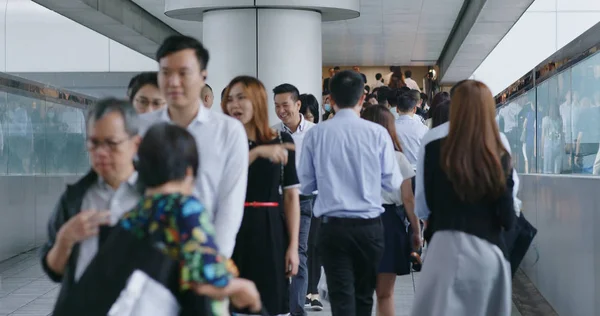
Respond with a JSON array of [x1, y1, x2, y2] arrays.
[[119, 193, 238, 314]]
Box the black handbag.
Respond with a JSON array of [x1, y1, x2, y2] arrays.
[[52, 225, 212, 316], [503, 212, 538, 277]]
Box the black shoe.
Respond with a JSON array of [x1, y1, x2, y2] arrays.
[[311, 299, 323, 311], [305, 297, 311, 307]]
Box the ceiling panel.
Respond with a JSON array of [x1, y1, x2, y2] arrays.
[[132, 0, 465, 66]]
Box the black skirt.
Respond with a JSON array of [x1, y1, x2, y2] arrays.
[[231, 206, 289, 315], [378, 204, 411, 275]]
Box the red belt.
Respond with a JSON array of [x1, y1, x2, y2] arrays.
[[244, 202, 279, 208]]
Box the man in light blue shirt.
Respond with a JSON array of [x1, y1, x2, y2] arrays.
[[298, 70, 402, 316]]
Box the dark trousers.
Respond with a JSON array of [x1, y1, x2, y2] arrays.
[[289, 198, 313, 316], [306, 215, 321, 295], [318, 217, 384, 316]]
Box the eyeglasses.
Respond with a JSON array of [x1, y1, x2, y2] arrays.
[[87, 137, 132, 152], [134, 98, 166, 108]]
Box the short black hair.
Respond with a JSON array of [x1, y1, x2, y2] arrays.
[[273, 83, 300, 102], [399, 86, 411, 94], [397, 93, 418, 112], [87, 98, 139, 136], [375, 73, 382, 80], [405, 70, 412, 78], [420, 92, 428, 102], [299, 93, 319, 123], [329, 70, 365, 108], [156, 35, 210, 71], [377, 86, 391, 104], [137, 123, 199, 188], [387, 89, 402, 106], [333, 66, 340, 71], [204, 84, 212, 91], [409, 89, 421, 101], [127, 73, 143, 97], [129, 72, 158, 103], [322, 90, 330, 96]]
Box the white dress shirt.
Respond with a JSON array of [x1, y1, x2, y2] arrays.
[[272, 114, 315, 172], [405, 77, 420, 91], [395, 114, 429, 168], [139, 105, 249, 257], [381, 151, 415, 205], [76, 172, 140, 280]]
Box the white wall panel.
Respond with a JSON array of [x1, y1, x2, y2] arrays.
[[108, 40, 157, 72], [472, 0, 600, 95], [0, 0, 7, 72], [1, 0, 156, 73], [557, 12, 600, 49], [471, 12, 557, 95]]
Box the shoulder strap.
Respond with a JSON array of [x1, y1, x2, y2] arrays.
[[278, 131, 284, 190]]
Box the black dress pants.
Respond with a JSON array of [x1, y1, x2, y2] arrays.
[[318, 216, 384, 316], [306, 215, 321, 295]]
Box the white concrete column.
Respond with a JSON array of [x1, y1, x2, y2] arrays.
[[257, 9, 322, 125], [202, 9, 258, 114], [165, 0, 359, 125]]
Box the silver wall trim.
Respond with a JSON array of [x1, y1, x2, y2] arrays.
[[0, 72, 97, 109], [518, 174, 599, 316]]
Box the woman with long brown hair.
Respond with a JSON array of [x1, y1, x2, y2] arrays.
[[361, 105, 421, 316], [222, 76, 300, 316], [412, 80, 519, 316], [388, 66, 406, 89]]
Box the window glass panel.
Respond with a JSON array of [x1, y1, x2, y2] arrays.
[[45, 102, 88, 175], [570, 52, 600, 175], [497, 98, 523, 172], [0, 92, 7, 175], [6, 94, 35, 175]]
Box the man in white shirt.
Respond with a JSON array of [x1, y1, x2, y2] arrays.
[[373, 73, 384, 88], [201, 84, 214, 109], [404, 70, 420, 91], [395, 93, 429, 168], [272, 83, 317, 316], [138, 35, 248, 257]]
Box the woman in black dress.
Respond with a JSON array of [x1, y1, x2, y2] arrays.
[[222, 76, 301, 316]]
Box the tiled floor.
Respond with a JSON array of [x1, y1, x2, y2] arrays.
[[0, 249, 521, 316], [307, 273, 419, 316], [0, 250, 57, 316], [307, 272, 522, 316]]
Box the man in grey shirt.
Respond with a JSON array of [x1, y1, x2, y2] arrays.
[[40, 99, 143, 303]]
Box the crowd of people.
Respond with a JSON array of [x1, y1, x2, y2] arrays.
[[40, 34, 521, 316]]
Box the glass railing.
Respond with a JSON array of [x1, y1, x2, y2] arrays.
[[0, 73, 97, 175], [496, 22, 600, 176]]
